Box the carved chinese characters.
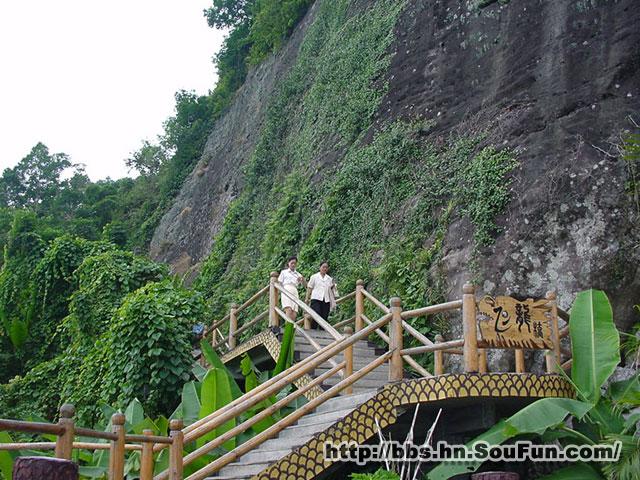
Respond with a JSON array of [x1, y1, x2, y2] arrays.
[[477, 296, 554, 349]]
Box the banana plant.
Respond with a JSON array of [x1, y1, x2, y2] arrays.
[[428, 289, 639, 480], [273, 319, 295, 376]]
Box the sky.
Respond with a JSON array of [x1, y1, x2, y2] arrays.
[[0, 0, 226, 181]]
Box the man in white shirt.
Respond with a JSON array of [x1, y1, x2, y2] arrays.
[[306, 262, 338, 328]]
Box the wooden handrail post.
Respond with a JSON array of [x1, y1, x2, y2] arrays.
[[140, 429, 154, 480], [269, 272, 279, 328], [54, 403, 75, 460], [343, 326, 354, 395], [545, 350, 555, 373], [229, 303, 238, 350], [462, 283, 479, 373], [109, 413, 126, 480], [546, 290, 561, 374], [479, 349, 488, 373], [389, 297, 404, 382], [434, 334, 444, 375], [212, 320, 218, 348], [169, 419, 184, 480], [515, 349, 525, 373], [355, 280, 364, 332]]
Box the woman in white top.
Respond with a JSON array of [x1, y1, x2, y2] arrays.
[[277, 256, 306, 321], [306, 261, 338, 328]]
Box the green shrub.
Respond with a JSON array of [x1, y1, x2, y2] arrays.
[[102, 221, 128, 247], [0, 212, 46, 372], [99, 280, 205, 416], [247, 0, 313, 64], [0, 356, 64, 421], [25, 236, 114, 365], [66, 250, 166, 340], [462, 146, 518, 246]]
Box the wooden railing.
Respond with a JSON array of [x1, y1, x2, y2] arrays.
[[205, 274, 572, 379], [2, 275, 574, 480], [155, 310, 395, 480], [395, 286, 572, 376], [0, 404, 180, 480], [162, 277, 574, 479]]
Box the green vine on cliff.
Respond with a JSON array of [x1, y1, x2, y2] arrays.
[[195, 0, 518, 341]]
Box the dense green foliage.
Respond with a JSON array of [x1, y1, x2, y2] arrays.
[[206, 0, 313, 65], [66, 250, 166, 340], [100, 281, 205, 416], [0, 231, 197, 425], [24, 236, 115, 363]]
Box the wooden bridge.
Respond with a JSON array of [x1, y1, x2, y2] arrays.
[[0, 273, 575, 480]]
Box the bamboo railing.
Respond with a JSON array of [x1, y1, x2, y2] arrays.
[[158, 276, 575, 479], [0, 404, 178, 480]]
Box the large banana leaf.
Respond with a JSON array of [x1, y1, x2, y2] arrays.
[[240, 354, 276, 434], [240, 354, 259, 392], [427, 398, 593, 480], [570, 290, 619, 402], [199, 339, 243, 399], [273, 320, 295, 376], [609, 374, 640, 406], [181, 381, 202, 426], [198, 368, 235, 451], [78, 465, 109, 478], [0, 432, 15, 479], [124, 398, 145, 433]]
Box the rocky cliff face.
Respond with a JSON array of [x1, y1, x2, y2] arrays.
[[148, 4, 320, 276], [151, 0, 639, 332]]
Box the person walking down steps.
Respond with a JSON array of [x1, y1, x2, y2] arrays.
[[306, 261, 338, 329], [278, 256, 306, 322]]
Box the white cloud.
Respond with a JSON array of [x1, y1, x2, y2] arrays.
[[0, 0, 226, 181]]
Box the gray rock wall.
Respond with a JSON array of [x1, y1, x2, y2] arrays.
[[151, 0, 639, 330], [149, 2, 320, 279]]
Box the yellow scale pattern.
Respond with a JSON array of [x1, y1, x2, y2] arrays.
[[253, 373, 574, 480]]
